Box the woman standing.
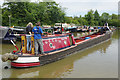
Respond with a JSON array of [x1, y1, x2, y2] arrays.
[[26, 22, 33, 53]]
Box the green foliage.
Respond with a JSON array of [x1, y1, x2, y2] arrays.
[[94, 10, 100, 26], [65, 10, 119, 27], [101, 12, 109, 21], [1, 1, 119, 27], [108, 19, 118, 26], [0, 6, 2, 26], [85, 10, 94, 25], [2, 1, 65, 26], [111, 14, 118, 19]]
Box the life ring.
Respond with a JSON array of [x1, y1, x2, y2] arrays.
[[47, 29, 52, 34]]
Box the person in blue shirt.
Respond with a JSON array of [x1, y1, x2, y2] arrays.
[[32, 22, 44, 55]]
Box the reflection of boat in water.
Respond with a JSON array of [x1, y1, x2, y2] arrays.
[[1, 28, 112, 68], [9, 56, 74, 78]]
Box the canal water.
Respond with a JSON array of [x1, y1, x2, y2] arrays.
[[0, 30, 119, 78]]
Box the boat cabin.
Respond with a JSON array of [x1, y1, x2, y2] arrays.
[[18, 33, 75, 56]]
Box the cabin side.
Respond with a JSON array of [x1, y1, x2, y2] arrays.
[[20, 34, 75, 55]]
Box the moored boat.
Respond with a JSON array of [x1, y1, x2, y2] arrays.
[[0, 26, 17, 43], [1, 30, 112, 68]]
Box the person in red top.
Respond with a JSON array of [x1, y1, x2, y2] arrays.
[[62, 27, 64, 31]]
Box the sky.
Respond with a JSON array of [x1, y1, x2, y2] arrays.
[[55, 0, 119, 17], [0, 0, 120, 17]]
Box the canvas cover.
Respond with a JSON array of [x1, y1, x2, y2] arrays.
[[0, 27, 9, 39]]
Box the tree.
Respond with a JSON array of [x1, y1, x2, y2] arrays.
[[81, 18, 88, 26], [2, 1, 66, 26], [45, 2, 65, 25], [0, 6, 2, 26], [72, 16, 79, 25], [111, 14, 118, 19], [2, 2, 120, 27], [78, 15, 83, 25], [101, 12, 109, 21], [85, 10, 94, 26], [108, 19, 118, 27], [94, 10, 100, 26], [2, 2, 34, 26], [65, 16, 73, 23]]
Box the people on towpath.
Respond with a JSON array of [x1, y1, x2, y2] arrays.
[[32, 22, 44, 55]]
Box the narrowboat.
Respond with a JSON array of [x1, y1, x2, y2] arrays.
[[0, 26, 16, 42], [1, 30, 112, 68], [66, 26, 77, 32]]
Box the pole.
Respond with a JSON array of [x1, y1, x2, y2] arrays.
[[10, 16, 11, 27], [10, 40, 18, 53], [8, 15, 11, 27], [61, 23, 62, 34]]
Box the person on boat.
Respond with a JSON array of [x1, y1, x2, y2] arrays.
[[32, 22, 44, 55], [104, 22, 111, 32], [53, 27, 61, 34], [66, 29, 70, 33], [26, 22, 33, 53], [53, 28, 59, 34], [99, 23, 111, 35], [99, 26, 104, 34], [62, 27, 64, 31]]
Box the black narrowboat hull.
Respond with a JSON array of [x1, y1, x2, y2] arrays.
[[39, 32, 111, 66], [11, 32, 111, 68]]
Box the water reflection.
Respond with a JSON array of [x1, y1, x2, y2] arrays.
[[99, 40, 111, 54], [1, 42, 21, 54]]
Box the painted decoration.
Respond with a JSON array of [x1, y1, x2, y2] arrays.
[[43, 36, 71, 53]]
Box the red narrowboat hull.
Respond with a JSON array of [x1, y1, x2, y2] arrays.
[[11, 62, 40, 68]]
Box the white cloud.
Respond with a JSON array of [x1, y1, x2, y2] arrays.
[[0, 0, 4, 6], [58, 1, 118, 16], [55, 0, 119, 2]]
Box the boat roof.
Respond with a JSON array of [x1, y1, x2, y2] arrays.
[[42, 33, 71, 39]]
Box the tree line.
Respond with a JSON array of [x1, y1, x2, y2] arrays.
[[1, 1, 120, 27], [66, 10, 120, 27]]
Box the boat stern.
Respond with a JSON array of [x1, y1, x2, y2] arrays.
[[11, 56, 40, 68]]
